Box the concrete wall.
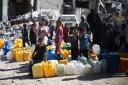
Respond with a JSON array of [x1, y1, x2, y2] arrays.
[[37, 0, 63, 12], [0, 0, 8, 21]]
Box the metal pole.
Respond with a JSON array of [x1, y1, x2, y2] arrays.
[[72, 0, 76, 14], [95, 0, 99, 13]]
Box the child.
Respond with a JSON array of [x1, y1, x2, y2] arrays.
[[39, 30, 48, 46], [29, 38, 47, 77], [71, 28, 78, 60], [55, 19, 63, 60], [79, 27, 91, 59], [63, 23, 70, 43]]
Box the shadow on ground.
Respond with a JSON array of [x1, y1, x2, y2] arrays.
[[0, 74, 32, 80], [0, 62, 31, 80], [0, 63, 29, 72], [62, 73, 127, 81]]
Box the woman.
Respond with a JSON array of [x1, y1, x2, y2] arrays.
[[29, 38, 47, 77], [55, 19, 63, 60], [29, 24, 38, 46], [63, 23, 70, 43], [71, 28, 78, 60], [22, 24, 29, 47]]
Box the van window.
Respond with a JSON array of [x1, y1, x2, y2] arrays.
[[61, 16, 76, 22]]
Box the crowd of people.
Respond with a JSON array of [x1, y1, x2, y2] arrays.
[[19, 9, 128, 76]]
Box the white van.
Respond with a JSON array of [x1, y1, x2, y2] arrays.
[[60, 15, 79, 27]]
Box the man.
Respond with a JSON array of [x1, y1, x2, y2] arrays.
[[79, 15, 91, 35], [87, 9, 102, 44]]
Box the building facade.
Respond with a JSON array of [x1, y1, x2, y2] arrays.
[[0, 0, 63, 21]]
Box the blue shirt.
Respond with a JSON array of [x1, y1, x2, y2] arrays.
[[79, 34, 91, 50]]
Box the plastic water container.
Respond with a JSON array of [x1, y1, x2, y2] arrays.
[[0, 49, 4, 57], [75, 62, 84, 75], [84, 63, 93, 74], [91, 60, 101, 73], [3, 41, 12, 55], [64, 63, 76, 75], [77, 56, 87, 65], [6, 51, 13, 61], [47, 50, 56, 60], [107, 52, 120, 73], [48, 60, 58, 65], [100, 58, 108, 73], [92, 44, 100, 55], [99, 53, 107, 60], [56, 64, 65, 76]]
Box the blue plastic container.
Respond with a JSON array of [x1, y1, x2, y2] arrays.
[[3, 41, 11, 55], [47, 50, 57, 60], [99, 53, 107, 60], [107, 52, 120, 73], [77, 56, 87, 64], [100, 48, 107, 54]]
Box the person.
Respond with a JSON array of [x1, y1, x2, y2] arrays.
[[29, 38, 47, 77], [22, 24, 29, 47], [39, 30, 48, 46], [120, 24, 128, 51], [55, 19, 63, 60], [29, 23, 38, 46], [107, 24, 119, 51], [38, 22, 43, 36], [63, 23, 70, 43], [87, 9, 102, 44], [40, 20, 50, 37], [48, 20, 55, 40], [71, 28, 78, 60], [87, 9, 95, 33], [79, 15, 90, 35], [39, 20, 50, 45], [79, 27, 91, 59], [99, 23, 109, 51], [113, 11, 125, 32], [39, 21, 45, 36]]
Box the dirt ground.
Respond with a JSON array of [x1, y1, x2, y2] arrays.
[[0, 57, 128, 85]]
